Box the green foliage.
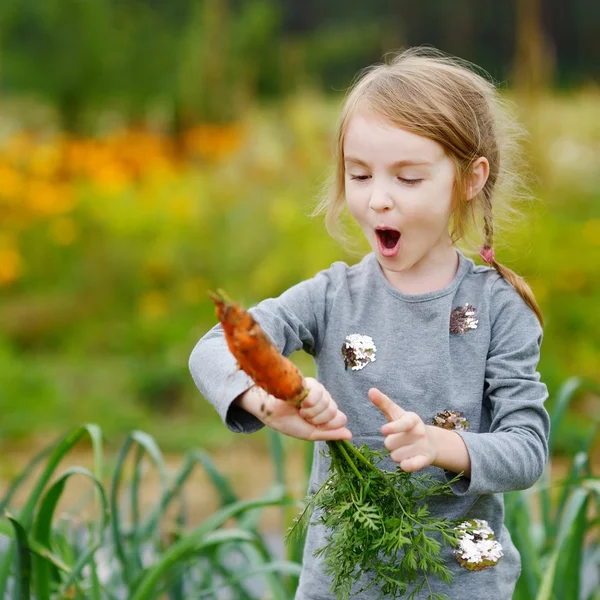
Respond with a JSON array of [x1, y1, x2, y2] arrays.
[[0, 0, 286, 129], [287, 441, 463, 600], [1, 398, 598, 599], [0, 0, 117, 130], [0, 91, 598, 455], [0, 425, 300, 599], [0, 341, 61, 440], [506, 376, 600, 600], [506, 452, 600, 600]]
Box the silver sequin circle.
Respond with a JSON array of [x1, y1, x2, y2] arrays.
[[454, 519, 503, 570], [341, 334, 377, 371]]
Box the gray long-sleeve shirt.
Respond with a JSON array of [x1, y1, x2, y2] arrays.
[[189, 249, 550, 599]]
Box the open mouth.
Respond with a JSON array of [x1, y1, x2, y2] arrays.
[[375, 228, 401, 257]]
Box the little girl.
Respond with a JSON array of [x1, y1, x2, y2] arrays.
[[189, 46, 550, 599]]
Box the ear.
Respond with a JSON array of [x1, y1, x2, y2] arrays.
[[465, 157, 490, 201]]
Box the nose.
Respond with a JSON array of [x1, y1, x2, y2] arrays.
[[368, 184, 393, 212]]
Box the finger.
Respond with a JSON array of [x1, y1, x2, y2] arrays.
[[383, 431, 411, 452], [390, 445, 415, 464], [316, 410, 348, 431], [390, 446, 429, 470], [381, 412, 422, 436], [309, 404, 340, 426], [300, 383, 323, 410], [309, 427, 353, 442], [368, 388, 405, 423], [399, 455, 430, 473], [301, 395, 337, 420]]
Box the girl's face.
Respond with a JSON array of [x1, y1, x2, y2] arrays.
[[343, 110, 457, 279]]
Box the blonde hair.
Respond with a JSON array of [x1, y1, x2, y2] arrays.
[[313, 46, 543, 326]]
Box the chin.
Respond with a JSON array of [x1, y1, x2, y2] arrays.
[[376, 253, 405, 271]]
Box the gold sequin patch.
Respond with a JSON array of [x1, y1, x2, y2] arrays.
[[432, 410, 470, 431], [450, 303, 478, 334]]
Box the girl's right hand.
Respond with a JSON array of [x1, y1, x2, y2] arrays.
[[235, 377, 352, 442]]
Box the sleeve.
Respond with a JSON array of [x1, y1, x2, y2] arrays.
[[445, 277, 551, 496], [188, 267, 337, 434]]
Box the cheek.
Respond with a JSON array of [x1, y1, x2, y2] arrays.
[[344, 189, 365, 220], [406, 187, 453, 228]]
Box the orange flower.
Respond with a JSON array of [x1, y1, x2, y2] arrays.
[[27, 181, 76, 215]]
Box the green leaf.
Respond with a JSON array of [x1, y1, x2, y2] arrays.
[[268, 429, 286, 488], [549, 377, 600, 455], [505, 491, 542, 598], [129, 486, 287, 600], [55, 471, 110, 597], [110, 431, 167, 591], [0, 425, 102, 600], [130, 444, 147, 574], [555, 495, 589, 600], [550, 377, 583, 451], [556, 452, 590, 525], [0, 520, 71, 574], [197, 560, 302, 598], [24, 425, 103, 530], [139, 448, 238, 540], [0, 445, 53, 515], [31, 467, 109, 599], [536, 487, 590, 600], [3, 513, 31, 600]]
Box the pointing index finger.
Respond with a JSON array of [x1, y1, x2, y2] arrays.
[[368, 388, 405, 423]]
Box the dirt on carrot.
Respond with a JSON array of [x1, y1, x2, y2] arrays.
[[209, 289, 308, 404]]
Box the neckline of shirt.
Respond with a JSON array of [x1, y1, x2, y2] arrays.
[[368, 249, 474, 303]]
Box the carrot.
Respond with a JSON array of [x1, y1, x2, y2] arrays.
[[209, 289, 308, 404]]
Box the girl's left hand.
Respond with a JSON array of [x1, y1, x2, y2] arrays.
[[368, 387, 438, 472]]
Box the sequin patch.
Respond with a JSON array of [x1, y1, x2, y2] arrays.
[[341, 334, 376, 371], [450, 303, 478, 334], [432, 410, 470, 431], [454, 519, 503, 571]]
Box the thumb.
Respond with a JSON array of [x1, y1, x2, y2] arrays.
[[368, 388, 405, 422]]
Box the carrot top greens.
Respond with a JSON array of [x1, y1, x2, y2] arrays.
[[286, 440, 464, 600]]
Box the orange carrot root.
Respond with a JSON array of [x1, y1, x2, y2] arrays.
[[209, 290, 308, 404]]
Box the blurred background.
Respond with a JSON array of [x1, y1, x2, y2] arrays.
[[0, 0, 598, 493]]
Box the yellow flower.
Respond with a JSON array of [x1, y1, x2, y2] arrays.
[[0, 247, 22, 286], [0, 164, 25, 201]]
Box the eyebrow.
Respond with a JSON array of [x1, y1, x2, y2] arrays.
[[344, 157, 433, 168]]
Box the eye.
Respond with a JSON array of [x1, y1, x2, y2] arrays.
[[398, 178, 423, 186], [349, 175, 370, 181]]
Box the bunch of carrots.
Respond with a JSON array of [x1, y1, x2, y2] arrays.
[[209, 290, 466, 599]]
